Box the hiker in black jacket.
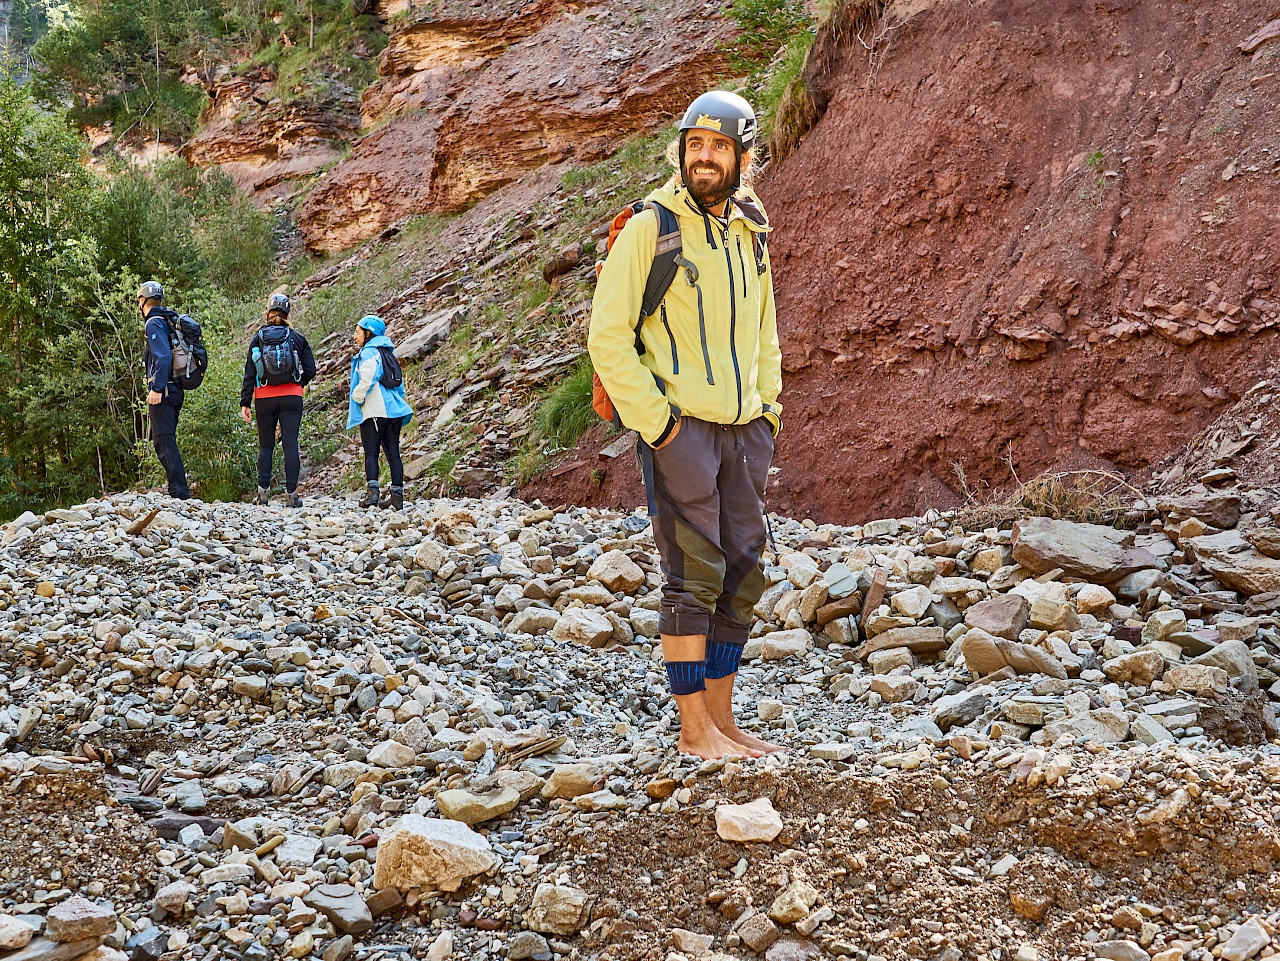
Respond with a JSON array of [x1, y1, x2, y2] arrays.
[[140, 280, 190, 500], [240, 293, 316, 507]]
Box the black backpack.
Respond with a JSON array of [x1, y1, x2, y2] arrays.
[[256, 326, 301, 386], [166, 310, 208, 391], [376, 345, 403, 389]]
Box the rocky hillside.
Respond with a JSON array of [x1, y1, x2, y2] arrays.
[[183, 0, 731, 252], [757, 0, 1280, 524], [2, 482, 1280, 959]]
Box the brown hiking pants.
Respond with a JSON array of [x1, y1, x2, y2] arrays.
[[648, 416, 774, 644]]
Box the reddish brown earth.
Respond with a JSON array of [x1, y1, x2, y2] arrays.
[[529, 0, 1280, 524], [182, 72, 363, 207], [296, 0, 732, 251]]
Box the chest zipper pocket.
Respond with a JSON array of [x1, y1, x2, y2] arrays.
[[659, 304, 679, 374], [676, 253, 714, 386], [736, 236, 748, 293]]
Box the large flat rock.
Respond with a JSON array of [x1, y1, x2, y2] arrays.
[[1012, 517, 1162, 582], [1185, 530, 1280, 596]]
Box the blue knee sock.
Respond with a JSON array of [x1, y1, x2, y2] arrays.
[[665, 660, 706, 695], [705, 640, 745, 680]]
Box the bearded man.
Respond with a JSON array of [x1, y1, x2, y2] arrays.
[[588, 91, 783, 759]]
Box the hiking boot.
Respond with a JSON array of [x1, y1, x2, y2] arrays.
[[287, 491, 302, 508], [359, 483, 379, 508], [256, 486, 270, 505], [389, 487, 404, 511]]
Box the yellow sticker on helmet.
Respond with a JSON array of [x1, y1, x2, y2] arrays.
[[695, 114, 722, 131]]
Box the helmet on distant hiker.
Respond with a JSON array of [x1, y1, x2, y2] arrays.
[[267, 293, 291, 316], [358, 315, 386, 338], [137, 280, 165, 303], [679, 91, 757, 152]]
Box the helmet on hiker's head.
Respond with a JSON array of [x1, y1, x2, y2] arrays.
[[267, 293, 291, 316], [358, 315, 386, 338], [679, 91, 757, 152], [137, 280, 165, 303]]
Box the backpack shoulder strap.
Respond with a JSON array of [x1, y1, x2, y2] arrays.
[[639, 201, 681, 320], [633, 201, 682, 354]]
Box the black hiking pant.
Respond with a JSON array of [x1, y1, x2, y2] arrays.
[[148, 388, 190, 500], [255, 394, 304, 491], [360, 417, 403, 487]]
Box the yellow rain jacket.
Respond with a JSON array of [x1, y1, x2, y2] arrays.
[[588, 181, 782, 447]]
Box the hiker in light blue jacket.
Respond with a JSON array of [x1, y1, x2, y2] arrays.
[[347, 315, 413, 509]]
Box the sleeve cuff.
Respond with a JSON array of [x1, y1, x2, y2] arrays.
[[652, 415, 678, 448], [763, 409, 781, 437]]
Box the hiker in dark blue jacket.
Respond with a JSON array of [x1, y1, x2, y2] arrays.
[[140, 280, 190, 500]]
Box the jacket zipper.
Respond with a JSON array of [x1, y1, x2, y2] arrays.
[[736, 236, 748, 292], [660, 304, 679, 375], [693, 281, 714, 386], [723, 227, 743, 424]]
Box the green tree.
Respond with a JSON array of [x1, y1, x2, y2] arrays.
[[0, 62, 100, 513]]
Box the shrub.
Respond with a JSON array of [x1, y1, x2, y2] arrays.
[[534, 356, 597, 451]]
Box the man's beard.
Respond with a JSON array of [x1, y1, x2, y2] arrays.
[[683, 158, 737, 209]]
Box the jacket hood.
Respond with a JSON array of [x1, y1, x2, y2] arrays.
[[646, 180, 771, 232], [360, 334, 394, 350]]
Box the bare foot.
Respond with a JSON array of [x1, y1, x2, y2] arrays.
[[678, 725, 763, 760], [714, 719, 784, 754]]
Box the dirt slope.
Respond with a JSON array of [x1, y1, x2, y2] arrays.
[[759, 0, 1280, 524], [530, 0, 1280, 523]]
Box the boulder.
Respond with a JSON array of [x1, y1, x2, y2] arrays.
[[436, 786, 521, 825], [931, 690, 991, 732], [760, 629, 814, 660], [870, 675, 918, 703], [961, 629, 1067, 679], [1156, 492, 1242, 530], [738, 914, 781, 952], [303, 884, 373, 935], [1164, 664, 1229, 695], [372, 814, 498, 892], [963, 595, 1029, 641], [152, 880, 194, 914], [1130, 713, 1175, 745], [549, 608, 615, 648], [1249, 527, 1280, 559], [769, 880, 820, 924], [890, 585, 933, 618], [527, 884, 590, 935], [541, 763, 601, 800], [508, 608, 560, 635], [45, 898, 117, 943], [1036, 708, 1130, 745], [1220, 917, 1272, 961], [1189, 639, 1259, 691], [1142, 609, 1187, 645], [1102, 650, 1164, 686], [715, 798, 783, 843], [368, 740, 417, 769], [858, 626, 946, 656], [586, 551, 645, 593], [1012, 517, 1162, 582], [277, 833, 324, 870], [1184, 530, 1280, 596], [1074, 584, 1116, 616], [0, 916, 33, 950]]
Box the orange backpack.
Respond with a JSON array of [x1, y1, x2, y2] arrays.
[[590, 200, 683, 428]]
